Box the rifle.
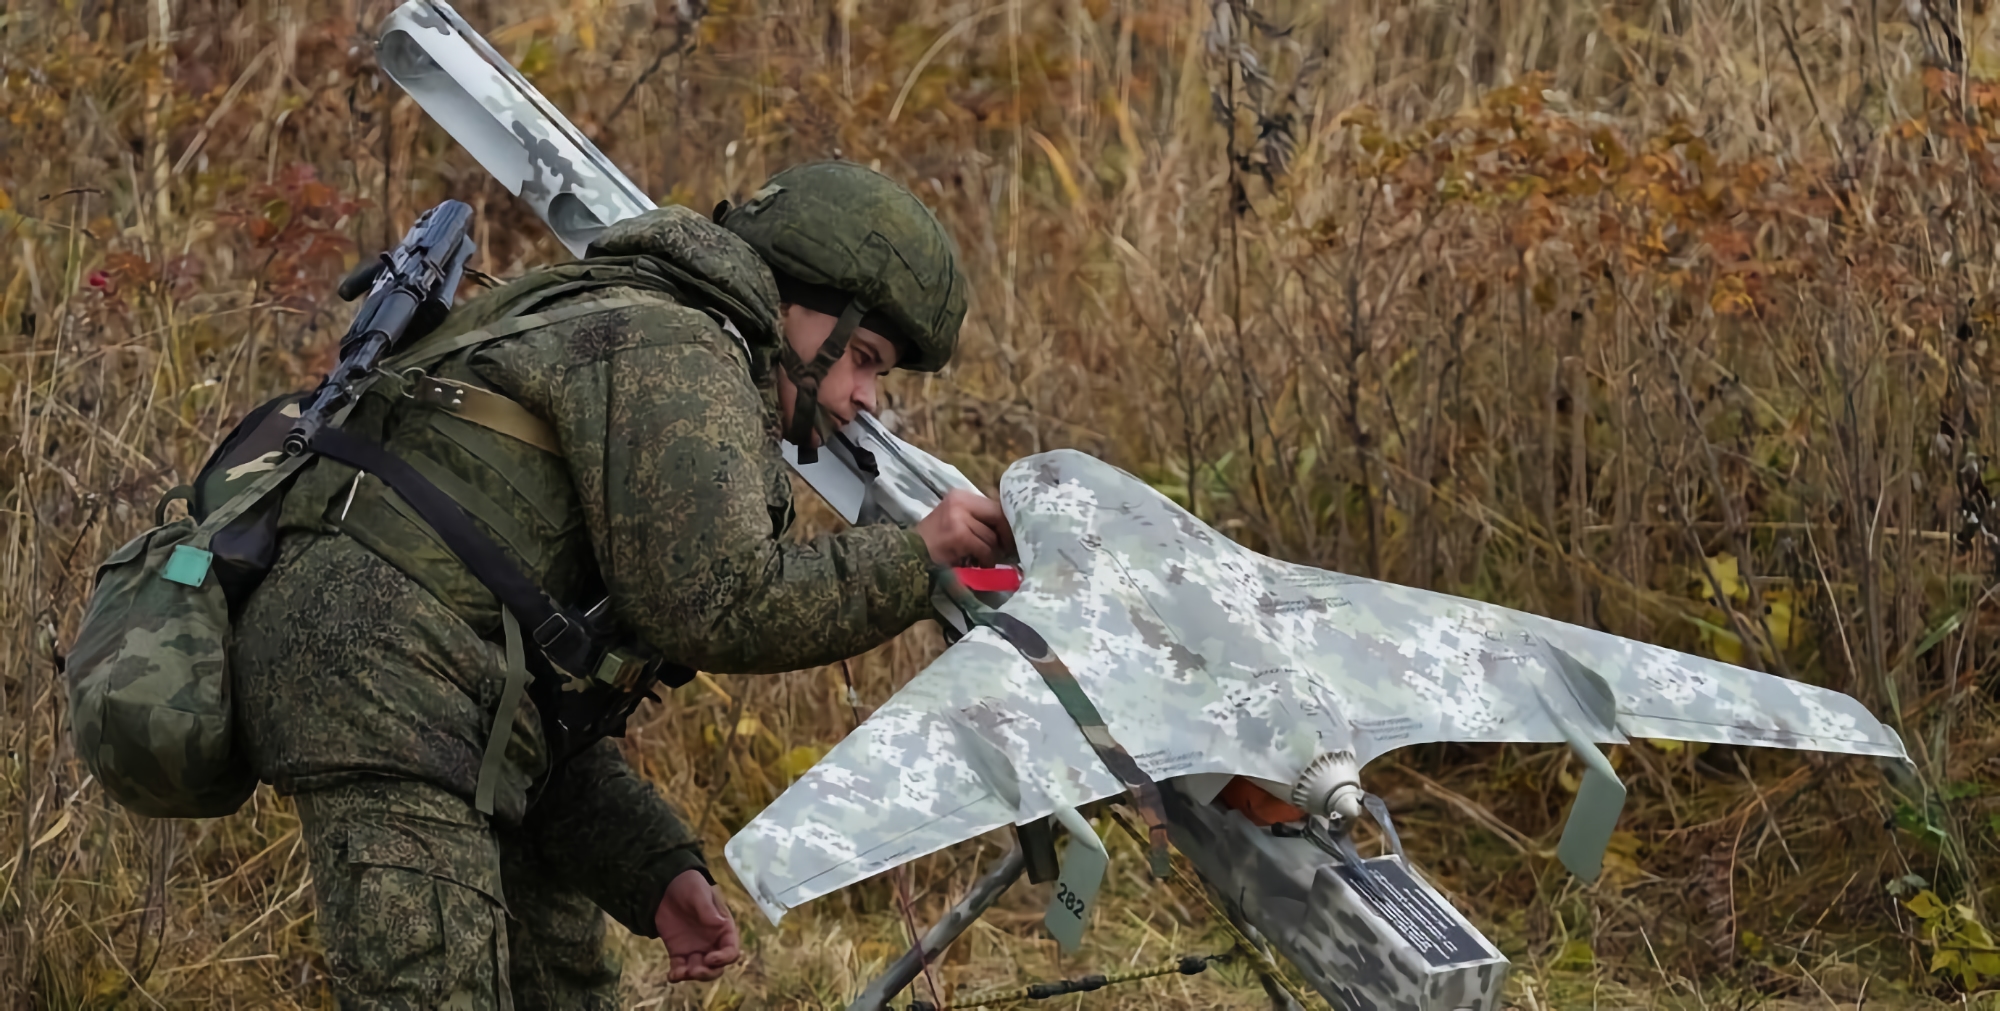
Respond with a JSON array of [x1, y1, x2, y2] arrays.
[[285, 199, 478, 454], [373, 0, 984, 541]]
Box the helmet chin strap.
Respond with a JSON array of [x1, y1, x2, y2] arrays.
[[781, 298, 867, 465]]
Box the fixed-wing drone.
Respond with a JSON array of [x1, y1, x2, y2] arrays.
[[726, 449, 1907, 1010], [373, 6, 1911, 1008]]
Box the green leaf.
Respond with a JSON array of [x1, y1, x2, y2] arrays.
[[1907, 889, 1947, 920], [1911, 611, 1966, 664], [1952, 908, 1997, 949], [1942, 780, 1985, 801], [1931, 946, 1961, 974], [1894, 801, 1952, 848], [1293, 443, 1319, 486], [1887, 873, 1929, 897]]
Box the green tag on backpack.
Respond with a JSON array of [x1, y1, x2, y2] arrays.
[[161, 545, 213, 587]]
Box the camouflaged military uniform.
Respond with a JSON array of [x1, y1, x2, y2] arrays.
[[231, 205, 936, 1008]]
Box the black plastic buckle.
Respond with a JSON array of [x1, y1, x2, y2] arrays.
[[532, 612, 574, 648]]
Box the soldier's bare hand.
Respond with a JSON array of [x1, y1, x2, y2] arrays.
[[915, 489, 1015, 566], [655, 869, 741, 982]]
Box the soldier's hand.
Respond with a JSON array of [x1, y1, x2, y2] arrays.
[[915, 489, 1015, 567], [655, 869, 741, 982]]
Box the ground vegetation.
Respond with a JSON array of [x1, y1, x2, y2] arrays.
[[5, 0, 2000, 1006]]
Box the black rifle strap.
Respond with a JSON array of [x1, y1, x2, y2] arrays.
[[308, 427, 596, 673]]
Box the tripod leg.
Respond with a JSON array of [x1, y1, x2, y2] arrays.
[[846, 846, 1028, 1011]]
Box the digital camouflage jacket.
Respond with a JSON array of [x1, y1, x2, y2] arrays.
[[230, 206, 936, 935]]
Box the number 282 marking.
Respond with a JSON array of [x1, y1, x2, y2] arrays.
[[1056, 882, 1087, 919]]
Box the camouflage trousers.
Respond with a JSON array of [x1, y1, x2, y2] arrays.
[[296, 778, 623, 1010]]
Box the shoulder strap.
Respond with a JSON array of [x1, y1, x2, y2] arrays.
[[307, 427, 597, 672], [476, 609, 532, 815], [384, 297, 649, 373], [402, 371, 561, 455], [188, 298, 635, 548], [506, 277, 655, 317]]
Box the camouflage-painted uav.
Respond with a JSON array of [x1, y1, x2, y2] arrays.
[[376, 6, 1911, 1009]]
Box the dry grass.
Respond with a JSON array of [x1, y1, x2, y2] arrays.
[[6, 0, 2000, 1006]]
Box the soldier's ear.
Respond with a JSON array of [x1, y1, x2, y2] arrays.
[[712, 200, 733, 223]]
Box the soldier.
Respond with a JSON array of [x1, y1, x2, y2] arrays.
[[230, 161, 1009, 1007]]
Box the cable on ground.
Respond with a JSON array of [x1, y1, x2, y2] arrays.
[[904, 952, 1229, 1010]]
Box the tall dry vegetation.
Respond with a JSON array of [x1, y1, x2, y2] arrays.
[[5, 0, 2000, 1006]]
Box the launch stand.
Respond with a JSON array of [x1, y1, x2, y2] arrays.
[[845, 847, 1026, 1011], [844, 793, 1512, 1011]]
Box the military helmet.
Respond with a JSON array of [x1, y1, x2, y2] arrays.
[[719, 160, 967, 462], [720, 161, 966, 373]]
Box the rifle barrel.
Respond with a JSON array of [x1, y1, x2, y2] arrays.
[[283, 329, 393, 454]]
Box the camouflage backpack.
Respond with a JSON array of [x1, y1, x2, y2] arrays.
[[66, 395, 320, 818]]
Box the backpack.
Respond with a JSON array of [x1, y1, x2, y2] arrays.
[[65, 419, 313, 818], [67, 300, 689, 819]]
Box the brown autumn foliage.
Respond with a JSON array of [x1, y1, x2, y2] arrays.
[[5, 0, 2000, 1006]]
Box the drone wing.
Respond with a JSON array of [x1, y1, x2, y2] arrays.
[[724, 450, 1906, 923]]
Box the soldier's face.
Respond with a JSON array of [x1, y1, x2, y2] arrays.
[[776, 304, 901, 442]]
